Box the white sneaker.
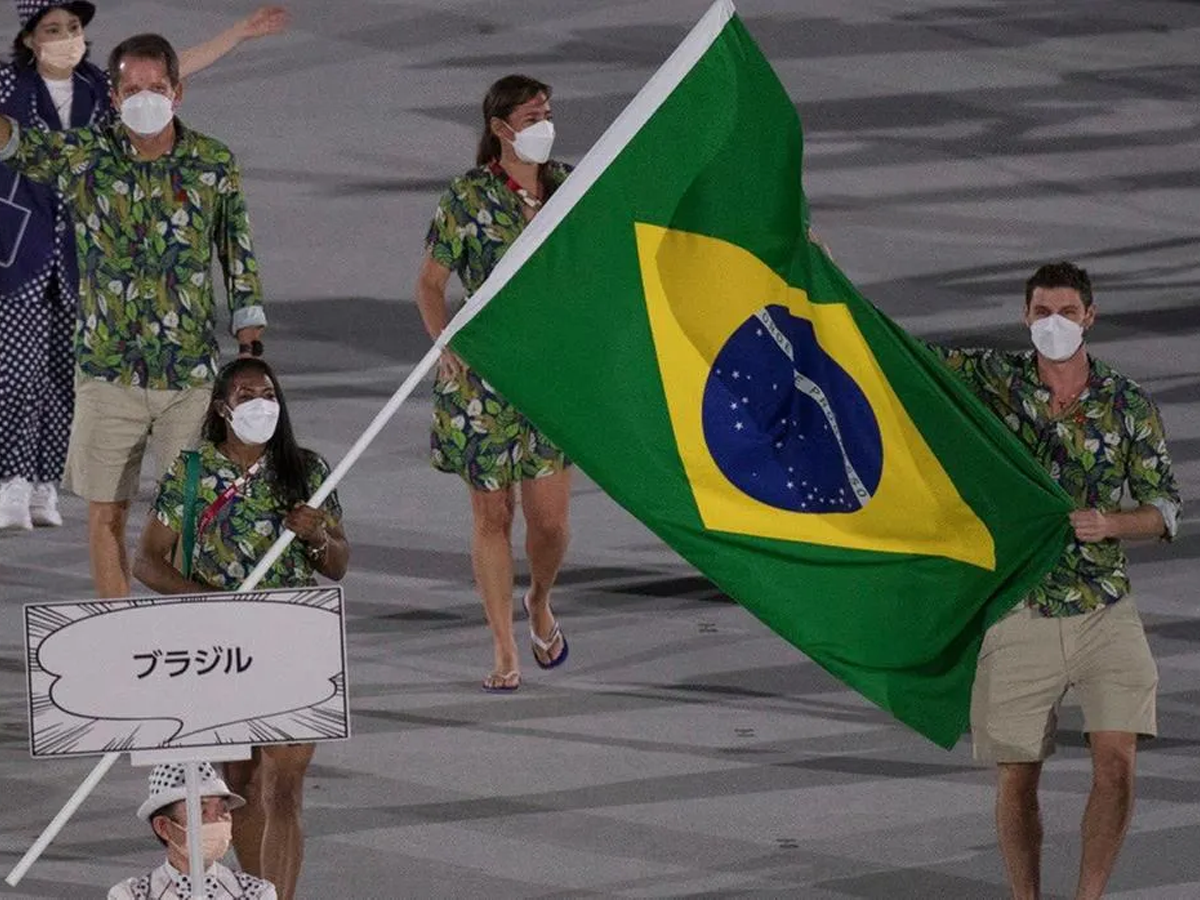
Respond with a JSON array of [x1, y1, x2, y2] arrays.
[[0, 477, 33, 531], [30, 482, 63, 527]]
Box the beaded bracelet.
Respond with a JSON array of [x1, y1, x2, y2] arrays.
[[305, 530, 329, 561]]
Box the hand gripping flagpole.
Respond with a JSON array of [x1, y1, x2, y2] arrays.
[[6, 342, 446, 888], [239, 341, 445, 589]]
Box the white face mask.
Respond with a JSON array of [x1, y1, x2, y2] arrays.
[[166, 818, 232, 866], [228, 397, 280, 445], [37, 34, 86, 70], [508, 119, 555, 164], [119, 90, 175, 136], [1030, 314, 1084, 362]]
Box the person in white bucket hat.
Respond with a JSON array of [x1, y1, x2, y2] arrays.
[[108, 762, 277, 900]]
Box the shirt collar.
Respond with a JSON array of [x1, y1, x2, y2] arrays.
[[209, 440, 270, 474], [163, 859, 223, 899], [165, 860, 190, 896], [116, 116, 190, 161], [1020, 349, 1108, 396]]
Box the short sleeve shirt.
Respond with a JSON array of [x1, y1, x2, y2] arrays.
[[153, 441, 342, 591], [425, 161, 572, 296], [935, 347, 1181, 616]]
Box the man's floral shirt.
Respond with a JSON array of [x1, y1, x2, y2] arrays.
[[3, 118, 264, 389], [935, 347, 1180, 617]]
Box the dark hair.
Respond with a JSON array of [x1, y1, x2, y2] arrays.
[[475, 74, 561, 204], [202, 358, 314, 509], [108, 33, 179, 91], [11, 33, 36, 68], [10, 7, 91, 69], [476, 74, 551, 165], [1025, 261, 1093, 309]]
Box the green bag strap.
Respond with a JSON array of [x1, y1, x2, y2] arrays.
[[179, 449, 202, 580]]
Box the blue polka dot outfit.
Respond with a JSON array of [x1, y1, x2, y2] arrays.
[[0, 51, 111, 483]]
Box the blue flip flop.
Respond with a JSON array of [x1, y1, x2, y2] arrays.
[[523, 591, 569, 670]]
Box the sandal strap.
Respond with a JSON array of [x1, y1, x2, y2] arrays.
[[529, 622, 562, 653], [483, 670, 520, 688]]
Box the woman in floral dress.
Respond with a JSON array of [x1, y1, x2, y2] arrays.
[[133, 357, 347, 900], [415, 74, 572, 692]]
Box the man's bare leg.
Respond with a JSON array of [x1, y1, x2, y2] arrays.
[[1075, 731, 1137, 900], [88, 500, 131, 597], [997, 761, 1043, 900]]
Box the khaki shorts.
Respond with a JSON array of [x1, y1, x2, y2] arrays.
[[971, 597, 1157, 763], [64, 374, 212, 503]]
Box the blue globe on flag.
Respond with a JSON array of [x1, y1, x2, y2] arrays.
[[701, 305, 883, 514]]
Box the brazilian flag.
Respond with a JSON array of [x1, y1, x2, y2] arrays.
[[444, 0, 1072, 747]]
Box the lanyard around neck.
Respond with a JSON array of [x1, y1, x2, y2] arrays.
[[197, 458, 263, 535], [489, 161, 541, 209]]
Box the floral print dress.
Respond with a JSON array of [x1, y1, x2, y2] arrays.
[[424, 161, 572, 491]]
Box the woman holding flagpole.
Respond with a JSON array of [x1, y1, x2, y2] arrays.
[[415, 74, 572, 693], [0, 0, 288, 531], [133, 357, 348, 900]]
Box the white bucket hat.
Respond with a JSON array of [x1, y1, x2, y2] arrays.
[[136, 762, 246, 823]]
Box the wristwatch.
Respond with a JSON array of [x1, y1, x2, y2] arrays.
[[238, 339, 264, 357]]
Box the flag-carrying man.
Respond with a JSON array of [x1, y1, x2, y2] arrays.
[[930, 261, 1180, 900]]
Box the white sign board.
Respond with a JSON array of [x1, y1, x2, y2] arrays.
[[24, 587, 349, 758]]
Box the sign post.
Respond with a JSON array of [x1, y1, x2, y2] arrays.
[[7, 586, 350, 896]]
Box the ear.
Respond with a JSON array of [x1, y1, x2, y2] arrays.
[[173, 80, 185, 107], [1082, 302, 1097, 330], [22, 32, 35, 52], [489, 116, 511, 141], [151, 815, 175, 843]]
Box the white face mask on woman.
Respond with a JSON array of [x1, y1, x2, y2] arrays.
[[508, 119, 556, 164], [37, 34, 86, 70], [228, 398, 280, 445], [1029, 314, 1084, 362], [119, 89, 175, 136]]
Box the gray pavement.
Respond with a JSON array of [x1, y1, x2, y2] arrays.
[[1, 1, 1198, 897]]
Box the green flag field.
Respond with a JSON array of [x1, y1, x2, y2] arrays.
[[443, 0, 1072, 747]]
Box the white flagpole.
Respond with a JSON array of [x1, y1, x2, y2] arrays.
[[4, 753, 119, 887], [6, 342, 445, 888], [6, 1, 741, 883], [239, 342, 444, 587]]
